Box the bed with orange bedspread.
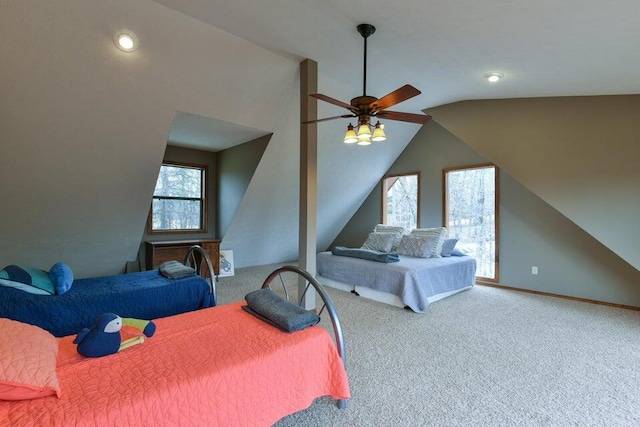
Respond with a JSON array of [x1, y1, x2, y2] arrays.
[[1, 301, 350, 426]]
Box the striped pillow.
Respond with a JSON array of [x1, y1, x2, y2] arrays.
[[410, 227, 447, 258]]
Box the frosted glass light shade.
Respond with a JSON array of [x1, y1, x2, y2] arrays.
[[356, 122, 372, 138], [372, 122, 386, 141], [357, 135, 372, 145], [344, 124, 358, 143]]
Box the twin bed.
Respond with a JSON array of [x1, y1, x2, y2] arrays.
[[0, 245, 216, 337], [0, 265, 350, 425], [316, 228, 477, 312]]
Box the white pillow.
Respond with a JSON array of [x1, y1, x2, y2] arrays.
[[410, 227, 447, 258], [361, 232, 397, 252], [396, 234, 435, 258], [374, 224, 406, 234], [373, 224, 406, 251]]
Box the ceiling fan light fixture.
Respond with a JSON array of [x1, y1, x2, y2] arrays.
[[371, 121, 387, 142], [344, 124, 358, 144], [306, 23, 429, 144], [484, 72, 504, 83]]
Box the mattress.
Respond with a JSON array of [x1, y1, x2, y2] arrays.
[[317, 251, 476, 312]]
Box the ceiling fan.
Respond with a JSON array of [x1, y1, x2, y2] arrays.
[[305, 23, 431, 145]]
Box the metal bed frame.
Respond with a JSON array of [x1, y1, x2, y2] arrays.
[[261, 265, 348, 409], [183, 245, 217, 301]]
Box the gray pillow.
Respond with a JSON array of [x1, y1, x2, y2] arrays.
[[440, 238, 458, 257], [451, 243, 475, 256]]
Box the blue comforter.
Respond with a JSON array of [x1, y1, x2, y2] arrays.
[[0, 270, 215, 337]]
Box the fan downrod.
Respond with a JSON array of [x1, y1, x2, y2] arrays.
[[357, 24, 376, 97]]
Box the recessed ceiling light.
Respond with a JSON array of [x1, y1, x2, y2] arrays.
[[114, 30, 138, 52], [484, 72, 504, 83]]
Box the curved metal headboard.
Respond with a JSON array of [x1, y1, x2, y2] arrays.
[[183, 245, 217, 300], [261, 265, 347, 409]]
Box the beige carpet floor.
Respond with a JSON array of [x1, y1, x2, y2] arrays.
[[216, 263, 640, 427]]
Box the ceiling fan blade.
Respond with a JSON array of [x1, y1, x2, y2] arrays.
[[377, 110, 432, 124], [370, 85, 421, 111], [302, 114, 355, 124], [310, 93, 354, 111]]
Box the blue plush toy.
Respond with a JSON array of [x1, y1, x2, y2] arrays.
[[73, 313, 156, 358]]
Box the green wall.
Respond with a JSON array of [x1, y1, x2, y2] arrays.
[[333, 122, 640, 307]]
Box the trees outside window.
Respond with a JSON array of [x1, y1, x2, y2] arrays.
[[382, 173, 419, 230], [443, 164, 498, 281], [149, 162, 207, 233]]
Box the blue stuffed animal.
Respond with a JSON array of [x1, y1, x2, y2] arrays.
[[73, 313, 156, 358]]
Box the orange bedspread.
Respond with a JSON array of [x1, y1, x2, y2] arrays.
[[1, 302, 350, 426]]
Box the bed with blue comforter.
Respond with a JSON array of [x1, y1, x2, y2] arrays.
[[0, 246, 216, 337], [317, 251, 476, 313]]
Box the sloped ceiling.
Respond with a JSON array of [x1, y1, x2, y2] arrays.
[[427, 96, 640, 271], [167, 111, 271, 152]]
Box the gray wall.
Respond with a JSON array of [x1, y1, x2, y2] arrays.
[[216, 135, 270, 240], [0, 0, 302, 278], [427, 96, 640, 271], [333, 122, 640, 307]]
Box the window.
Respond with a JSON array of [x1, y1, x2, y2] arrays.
[[443, 164, 499, 282], [149, 162, 207, 233], [382, 172, 420, 230]]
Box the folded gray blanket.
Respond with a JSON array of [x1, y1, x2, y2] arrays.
[[332, 246, 400, 263], [158, 260, 195, 279], [243, 289, 320, 333]]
